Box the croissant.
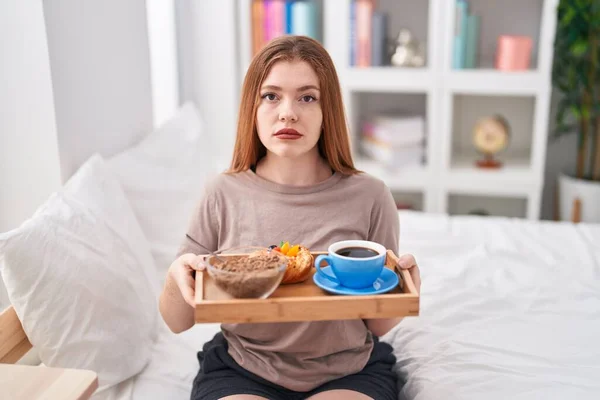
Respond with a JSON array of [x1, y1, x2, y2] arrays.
[[281, 245, 313, 284]]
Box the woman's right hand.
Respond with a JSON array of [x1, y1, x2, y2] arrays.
[[168, 253, 206, 307]]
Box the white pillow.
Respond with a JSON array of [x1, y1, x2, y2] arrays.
[[107, 102, 217, 276], [0, 155, 158, 394]]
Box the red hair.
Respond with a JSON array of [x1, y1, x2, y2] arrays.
[[228, 36, 358, 175]]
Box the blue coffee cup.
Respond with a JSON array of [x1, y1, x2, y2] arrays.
[[314, 240, 387, 289]]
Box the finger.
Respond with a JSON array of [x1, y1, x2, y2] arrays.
[[397, 253, 417, 269], [179, 253, 198, 266], [397, 254, 421, 294], [193, 255, 208, 271], [179, 253, 206, 271], [180, 281, 196, 308], [173, 266, 197, 307]]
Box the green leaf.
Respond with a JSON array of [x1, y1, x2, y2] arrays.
[[582, 105, 592, 119], [570, 39, 588, 56], [561, 7, 576, 26], [552, 0, 600, 155]]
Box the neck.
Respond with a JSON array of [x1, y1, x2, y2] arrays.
[[255, 150, 332, 186]]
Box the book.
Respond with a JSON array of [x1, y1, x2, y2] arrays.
[[264, 0, 273, 42], [285, 0, 293, 34], [465, 14, 480, 68], [252, 0, 266, 55], [361, 114, 426, 169], [361, 139, 425, 169], [371, 11, 387, 66], [269, 0, 285, 40], [291, 0, 318, 39], [350, 0, 357, 66], [366, 114, 426, 146], [356, 0, 373, 67], [452, 0, 468, 69]]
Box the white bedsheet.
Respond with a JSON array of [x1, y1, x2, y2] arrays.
[[91, 312, 219, 400], [129, 320, 220, 400], [126, 211, 600, 400], [383, 211, 600, 400]]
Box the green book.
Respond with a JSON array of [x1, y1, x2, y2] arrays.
[[465, 14, 480, 69]]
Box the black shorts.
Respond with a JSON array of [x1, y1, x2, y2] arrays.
[[190, 331, 398, 400]]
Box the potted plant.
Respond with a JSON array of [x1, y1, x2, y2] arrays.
[[552, 0, 600, 223]]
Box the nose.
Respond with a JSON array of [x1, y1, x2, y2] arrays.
[[278, 100, 298, 122]]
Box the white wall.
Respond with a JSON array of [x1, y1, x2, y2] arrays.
[[146, 0, 180, 128], [0, 1, 62, 234], [0, 0, 62, 309], [175, 0, 240, 171], [43, 0, 154, 181]]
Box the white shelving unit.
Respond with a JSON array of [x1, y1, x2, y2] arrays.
[[237, 0, 558, 220]]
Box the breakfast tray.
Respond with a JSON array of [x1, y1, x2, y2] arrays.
[[195, 250, 419, 324]]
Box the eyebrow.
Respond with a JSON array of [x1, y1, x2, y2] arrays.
[[261, 85, 320, 92]]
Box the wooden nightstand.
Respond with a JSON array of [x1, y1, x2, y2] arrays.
[[0, 306, 98, 400], [0, 364, 98, 400]]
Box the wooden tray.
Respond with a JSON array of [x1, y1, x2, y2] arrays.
[[195, 250, 419, 324]]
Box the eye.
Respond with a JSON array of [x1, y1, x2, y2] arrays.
[[261, 93, 278, 102], [300, 95, 317, 103]]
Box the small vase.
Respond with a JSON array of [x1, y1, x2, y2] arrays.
[[558, 172, 600, 223], [495, 35, 532, 71]]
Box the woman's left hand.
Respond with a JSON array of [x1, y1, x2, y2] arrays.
[[365, 253, 422, 336], [396, 253, 421, 294]]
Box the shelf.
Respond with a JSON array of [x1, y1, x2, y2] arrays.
[[391, 191, 424, 211], [350, 91, 428, 126], [238, 0, 324, 72], [347, 0, 431, 68], [446, 154, 539, 196], [343, 68, 433, 92], [448, 193, 527, 218], [446, 69, 545, 95], [449, 93, 536, 170], [349, 92, 429, 179], [355, 158, 429, 191], [235, 0, 558, 219], [445, 0, 544, 71]]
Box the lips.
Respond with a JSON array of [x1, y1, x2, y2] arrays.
[[274, 128, 303, 140]]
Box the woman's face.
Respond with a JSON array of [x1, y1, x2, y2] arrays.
[[256, 60, 323, 160]]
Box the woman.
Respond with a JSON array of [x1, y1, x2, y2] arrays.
[[159, 35, 421, 400]]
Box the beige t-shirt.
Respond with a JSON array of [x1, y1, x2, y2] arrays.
[[178, 169, 399, 391]]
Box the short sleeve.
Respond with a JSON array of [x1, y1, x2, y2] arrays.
[[367, 184, 399, 254], [176, 188, 219, 257]]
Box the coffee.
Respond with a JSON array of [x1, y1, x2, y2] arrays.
[[336, 246, 379, 258]]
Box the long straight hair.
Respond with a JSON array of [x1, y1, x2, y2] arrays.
[[228, 35, 358, 175]]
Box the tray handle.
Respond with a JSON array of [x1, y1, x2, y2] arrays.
[[385, 250, 419, 296], [195, 269, 204, 304]]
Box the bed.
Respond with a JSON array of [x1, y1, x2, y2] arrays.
[[1, 103, 599, 400], [385, 211, 600, 399], [132, 210, 600, 400]]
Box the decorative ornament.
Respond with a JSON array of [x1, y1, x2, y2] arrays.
[[389, 29, 426, 68], [472, 115, 510, 169]]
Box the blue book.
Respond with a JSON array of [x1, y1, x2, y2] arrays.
[[291, 0, 317, 39], [285, 0, 293, 34], [453, 0, 468, 69]]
